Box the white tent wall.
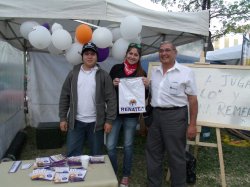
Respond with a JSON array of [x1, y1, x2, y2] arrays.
[[98, 57, 122, 73], [0, 40, 25, 159], [27, 52, 72, 127]]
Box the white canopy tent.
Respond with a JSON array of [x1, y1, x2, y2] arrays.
[[0, 0, 209, 159], [206, 45, 242, 65], [0, 0, 209, 54]]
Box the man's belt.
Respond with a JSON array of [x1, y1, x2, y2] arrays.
[[154, 106, 187, 111]]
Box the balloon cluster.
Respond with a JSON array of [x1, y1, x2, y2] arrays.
[[19, 15, 142, 64]]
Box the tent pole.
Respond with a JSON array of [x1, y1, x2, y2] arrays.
[[23, 40, 29, 127], [73, 20, 100, 28]]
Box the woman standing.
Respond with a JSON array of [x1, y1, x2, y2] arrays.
[[107, 43, 149, 187]]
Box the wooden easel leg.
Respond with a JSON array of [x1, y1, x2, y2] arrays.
[[216, 128, 226, 187], [193, 125, 201, 158], [166, 168, 171, 182], [194, 129, 201, 158]]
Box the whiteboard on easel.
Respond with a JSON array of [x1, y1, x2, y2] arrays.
[[148, 62, 250, 130]]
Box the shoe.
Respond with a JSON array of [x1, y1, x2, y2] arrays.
[[120, 177, 129, 187]]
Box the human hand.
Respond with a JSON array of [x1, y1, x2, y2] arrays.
[[187, 124, 197, 140], [113, 78, 120, 87], [104, 123, 112, 133], [60, 121, 68, 132], [142, 77, 150, 88]]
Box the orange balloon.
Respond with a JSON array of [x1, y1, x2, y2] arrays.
[[75, 24, 92, 44]]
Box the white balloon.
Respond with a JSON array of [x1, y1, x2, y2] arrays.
[[51, 23, 63, 33], [28, 26, 51, 49], [92, 27, 113, 48], [52, 29, 72, 50], [111, 38, 129, 60], [120, 15, 142, 40], [65, 42, 83, 65], [20, 21, 39, 39], [111, 28, 121, 42], [48, 43, 63, 55]]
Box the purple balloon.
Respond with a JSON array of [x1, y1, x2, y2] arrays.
[[42, 22, 50, 30], [97, 47, 109, 62]]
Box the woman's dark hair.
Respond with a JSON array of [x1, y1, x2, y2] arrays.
[[126, 44, 145, 77]]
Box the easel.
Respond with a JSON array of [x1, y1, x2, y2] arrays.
[[192, 55, 226, 186]]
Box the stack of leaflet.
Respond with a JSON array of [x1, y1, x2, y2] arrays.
[[53, 168, 87, 183], [35, 157, 51, 167], [34, 154, 67, 167], [68, 168, 87, 182], [89, 155, 105, 163], [50, 154, 67, 167], [67, 156, 82, 166], [31, 168, 55, 181]]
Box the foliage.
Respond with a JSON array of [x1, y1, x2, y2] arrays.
[[151, 0, 250, 41]]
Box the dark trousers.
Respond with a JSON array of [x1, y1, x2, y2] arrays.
[[66, 120, 104, 157], [146, 107, 188, 187]]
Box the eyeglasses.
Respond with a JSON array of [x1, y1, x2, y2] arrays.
[[129, 43, 142, 49], [159, 48, 176, 53]]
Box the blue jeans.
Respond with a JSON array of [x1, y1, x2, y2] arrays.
[[66, 120, 104, 157], [106, 116, 138, 177]]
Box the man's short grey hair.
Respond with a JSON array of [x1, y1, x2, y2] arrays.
[[159, 41, 176, 50]]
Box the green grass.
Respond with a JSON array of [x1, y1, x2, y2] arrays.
[[19, 127, 250, 187]]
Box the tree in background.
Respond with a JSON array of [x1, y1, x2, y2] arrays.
[[151, 0, 250, 50]]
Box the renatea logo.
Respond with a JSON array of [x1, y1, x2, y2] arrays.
[[120, 106, 145, 112], [129, 99, 137, 106]]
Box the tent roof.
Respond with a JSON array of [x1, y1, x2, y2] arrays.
[[0, 0, 209, 55], [206, 45, 242, 61]]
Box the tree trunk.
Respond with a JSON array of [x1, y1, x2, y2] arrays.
[[202, 0, 214, 53]]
